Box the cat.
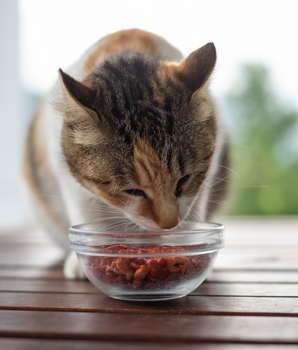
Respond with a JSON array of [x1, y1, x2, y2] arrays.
[[22, 29, 229, 279]]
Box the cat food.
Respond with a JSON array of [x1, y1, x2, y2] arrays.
[[85, 245, 209, 290]]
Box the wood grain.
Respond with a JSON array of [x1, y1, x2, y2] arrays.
[[214, 247, 298, 270], [0, 279, 99, 294], [0, 257, 64, 267], [224, 219, 298, 242], [1, 279, 298, 297], [2, 246, 298, 270], [0, 292, 297, 316], [0, 246, 63, 254], [0, 269, 65, 279], [1, 269, 298, 283], [1, 311, 298, 343], [1, 338, 297, 350], [209, 270, 298, 283], [194, 283, 298, 296], [0, 230, 54, 244]]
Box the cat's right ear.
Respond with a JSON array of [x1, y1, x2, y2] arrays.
[[171, 43, 217, 93], [58, 69, 98, 120]]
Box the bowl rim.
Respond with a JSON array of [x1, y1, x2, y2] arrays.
[[69, 221, 225, 256], [69, 221, 224, 236]]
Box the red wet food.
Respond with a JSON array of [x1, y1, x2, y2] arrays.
[[85, 244, 210, 290]]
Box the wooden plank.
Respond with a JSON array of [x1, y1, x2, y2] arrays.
[[0, 220, 296, 271], [214, 247, 298, 270], [193, 283, 298, 296], [1, 268, 298, 284], [0, 245, 62, 253], [2, 247, 298, 270], [0, 292, 297, 316], [0, 279, 99, 294], [2, 240, 298, 271], [0, 230, 54, 244], [0, 218, 297, 246], [1, 254, 297, 271], [0, 269, 65, 279], [0, 338, 296, 350], [209, 271, 298, 283], [1, 218, 297, 247], [1, 279, 298, 297], [0, 254, 64, 267], [1, 311, 298, 343], [223, 218, 298, 246]]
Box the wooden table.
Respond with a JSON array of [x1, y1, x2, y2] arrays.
[[0, 217, 297, 349]]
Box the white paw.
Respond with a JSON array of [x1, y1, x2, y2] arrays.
[[63, 251, 86, 279]]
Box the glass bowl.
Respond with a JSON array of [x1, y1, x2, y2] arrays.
[[69, 221, 224, 301]]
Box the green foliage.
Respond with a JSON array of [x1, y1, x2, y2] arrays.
[[224, 64, 298, 215]]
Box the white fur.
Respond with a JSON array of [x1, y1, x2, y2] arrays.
[[195, 110, 226, 222], [63, 251, 86, 279], [178, 196, 196, 221]]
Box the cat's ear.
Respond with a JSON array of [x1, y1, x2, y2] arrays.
[[58, 69, 98, 119], [173, 43, 216, 93], [56, 69, 105, 146]]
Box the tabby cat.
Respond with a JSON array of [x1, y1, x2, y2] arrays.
[[22, 29, 229, 278]]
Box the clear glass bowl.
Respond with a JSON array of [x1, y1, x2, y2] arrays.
[[69, 221, 224, 301]]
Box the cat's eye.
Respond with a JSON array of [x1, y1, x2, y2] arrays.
[[175, 175, 191, 196], [126, 189, 146, 198]]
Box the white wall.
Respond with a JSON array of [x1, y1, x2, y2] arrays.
[[0, 0, 24, 225]]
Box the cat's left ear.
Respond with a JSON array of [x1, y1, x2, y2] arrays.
[[172, 43, 216, 93], [58, 69, 97, 119]]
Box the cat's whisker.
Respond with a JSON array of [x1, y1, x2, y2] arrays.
[[208, 163, 241, 179], [86, 216, 126, 223], [79, 217, 128, 229], [98, 220, 130, 232], [207, 175, 230, 184], [237, 161, 271, 171], [207, 199, 227, 206], [201, 184, 269, 195], [192, 202, 219, 222], [124, 221, 140, 232], [200, 179, 215, 192], [226, 141, 251, 150], [124, 190, 135, 213], [198, 179, 229, 195]]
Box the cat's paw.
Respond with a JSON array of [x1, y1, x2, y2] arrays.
[[63, 251, 86, 279]]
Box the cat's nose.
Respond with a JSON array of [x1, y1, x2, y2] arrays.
[[154, 194, 180, 229], [158, 215, 180, 230]]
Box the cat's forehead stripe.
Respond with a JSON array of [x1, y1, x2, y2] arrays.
[[133, 139, 172, 189], [89, 52, 180, 154]]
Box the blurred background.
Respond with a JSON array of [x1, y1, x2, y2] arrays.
[[1, 0, 297, 226]]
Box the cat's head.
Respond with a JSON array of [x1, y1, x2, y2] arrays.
[[56, 43, 217, 230]]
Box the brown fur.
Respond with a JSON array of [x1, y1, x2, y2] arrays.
[[85, 29, 159, 74], [134, 139, 179, 228], [170, 43, 216, 92]]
